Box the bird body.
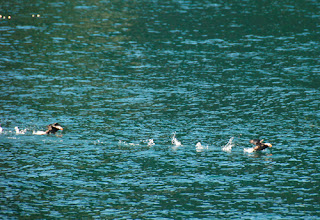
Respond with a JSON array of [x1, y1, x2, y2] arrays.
[[33, 123, 63, 135], [250, 139, 272, 151], [45, 123, 63, 134]]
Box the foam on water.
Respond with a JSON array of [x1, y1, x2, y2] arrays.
[[243, 147, 255, 153], [0, 126, 29, 135], [118, 140, 140, 146], [33, 130, 47, 135], [118, 139, 155, 147]]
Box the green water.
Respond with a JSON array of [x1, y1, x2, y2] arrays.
[[1, 0, 319, 219]]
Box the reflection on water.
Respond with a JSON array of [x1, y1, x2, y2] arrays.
[[1, 0, 320, 219]]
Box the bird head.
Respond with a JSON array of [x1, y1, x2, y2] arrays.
[[265, 143, 272, 148], [52, 123, 63, 131]]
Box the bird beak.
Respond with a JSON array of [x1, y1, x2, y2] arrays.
[[56, 126, 63, 131]]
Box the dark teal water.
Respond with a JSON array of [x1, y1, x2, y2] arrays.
[[1, 0, 320, 219]]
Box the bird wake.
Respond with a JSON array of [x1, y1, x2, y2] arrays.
[[222, 137, 234, 152], [171, 132, 182, 147]]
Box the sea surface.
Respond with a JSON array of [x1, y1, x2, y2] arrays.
[[1, 0, 320, 219]]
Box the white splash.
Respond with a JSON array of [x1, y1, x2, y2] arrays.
[[15, 127, 27, 134], [118, 140, 140, 147], [33, 130, 47, 135], [244, 147, 255, 153], [118, 140, 128, 146], [195, 142, 208, 152], [146, 139, 155, 147], [171, 132, 182, 147], [118, 140, 126, 145], [222, 137, 234, 152], [94, 140, 103, 145]]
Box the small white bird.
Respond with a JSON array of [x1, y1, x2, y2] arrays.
[[0, 124, 3, 133]]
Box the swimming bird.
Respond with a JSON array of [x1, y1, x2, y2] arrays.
[[0, 124, 2, 133], [250, 139, 272, 151], [46, 123, 63, 134], [33, 123, 63, 135]]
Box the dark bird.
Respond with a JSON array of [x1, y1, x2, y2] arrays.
[[250, 139, 272, 151], [33, 123, 64, 135], [46, 123, 63, 134]]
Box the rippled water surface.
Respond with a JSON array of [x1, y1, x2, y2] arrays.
[[1, 0, 320, 219]]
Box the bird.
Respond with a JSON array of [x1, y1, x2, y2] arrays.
[[0, 124, 2, 133], [45, 123, 63, 134], [249, 139, 272, 151], [33, 123, 63, 135]]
